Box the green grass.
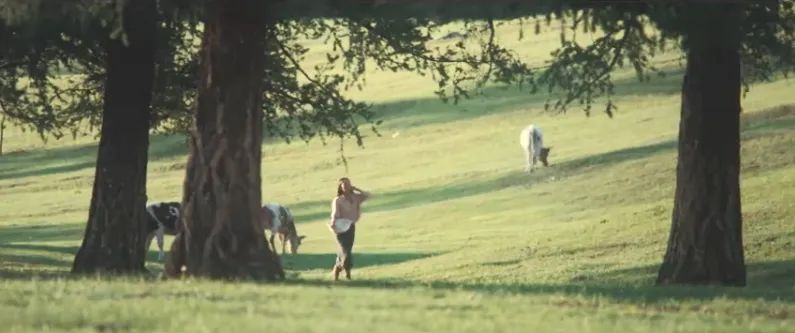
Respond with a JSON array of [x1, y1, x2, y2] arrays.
[[3, 20, 795, 332]]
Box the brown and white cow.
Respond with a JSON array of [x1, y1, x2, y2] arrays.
[[261, 203, 306, 255]]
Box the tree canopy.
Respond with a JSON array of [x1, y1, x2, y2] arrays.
[[3, 2, 793, 145]]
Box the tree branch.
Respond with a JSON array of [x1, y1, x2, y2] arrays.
[[476, 16, 497, 87], [562, 19, 631, 108], [273, 34, 346, 101], [0, 60, 25, 71], [357, 21, 489, 66], [272, 32, 370, 171]]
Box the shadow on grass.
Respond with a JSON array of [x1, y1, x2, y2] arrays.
[[280, 251, 441, 271], [3, 67, 686, 182], [288, 104, 795, 221], [374, 71, 682, 128], [0, 251, 72, 268], [278, 200, 331, 224], [0, 243, 438, 281], [0, 238, 76, 278], [0, 241, 179, 266], [0, 267, 70, 280], [0, 65, 752, 185], [1, 68, 785, 186], [8, 75, 668, 182], [0, 243, 78, 255], [576, 259, 795, 290], [283, 259, 795, 305], [2, 237, 793, 308], [0, 223, 86, 244], [264, 66, 685, 145], [0, 134, 188, 182], [0, 223, 181, 269], [285, 139, 680, 218]]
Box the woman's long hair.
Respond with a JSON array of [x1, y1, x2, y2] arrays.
[[336, 177, 349, 197]]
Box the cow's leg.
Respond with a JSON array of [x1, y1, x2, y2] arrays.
[[144, 231, 155, 258], [279, 233, 287, 254], [538, 137, 546, 167], [529, 133, 541, 173], [524, 131, 535, 173], [525, 148, 534, 173], [532, 135, 544, 171], [155, 226, 166, 261], [269, 232, 277, 253]]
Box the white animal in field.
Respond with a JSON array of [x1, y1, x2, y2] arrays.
[[519, 124, 552, 173]]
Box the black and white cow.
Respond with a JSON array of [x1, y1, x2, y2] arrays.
[[144, 201, 181, 261]]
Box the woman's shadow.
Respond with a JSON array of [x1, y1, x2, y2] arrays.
[[281, 251, 441, 271]]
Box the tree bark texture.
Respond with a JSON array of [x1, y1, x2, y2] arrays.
[[656, 4, 747, 287], [71, 0, 157, 274], [164, 0, 284, 281]]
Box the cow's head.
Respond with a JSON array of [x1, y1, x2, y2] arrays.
[[540, 147, 552, 167], [289, 235, 307, 254], [283, 209, 306, 255]]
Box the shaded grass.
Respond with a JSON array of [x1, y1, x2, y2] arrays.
[[0, 135, 188, 182], [282, 251, 443, 271], [0, 223, 85, 244], [282, 262, 795, 303]]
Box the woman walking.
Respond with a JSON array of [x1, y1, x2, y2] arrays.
[[328, 177, 371, 280]]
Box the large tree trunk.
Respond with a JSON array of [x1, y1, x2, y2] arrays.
[[164, 0, 284, 281], [71, 0, 157, 274], [656, 4, 746, 286]]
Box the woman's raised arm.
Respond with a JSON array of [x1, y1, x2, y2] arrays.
[[355, 188, 371, 202]]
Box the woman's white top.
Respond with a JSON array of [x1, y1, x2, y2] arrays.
[[332, 218, 354, 234]]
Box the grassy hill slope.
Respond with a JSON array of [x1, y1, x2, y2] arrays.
[[1, 21, 795, 333]]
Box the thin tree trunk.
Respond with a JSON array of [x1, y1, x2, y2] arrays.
[[164, 0, 284, 280], [72, 0, 157, 274], [656, 4, 747, 286], [0, 114, 5, 156]]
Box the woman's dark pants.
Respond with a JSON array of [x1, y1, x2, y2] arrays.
[[335, 224, 356, 277]]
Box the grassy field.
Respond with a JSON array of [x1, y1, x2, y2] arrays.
[[2, 21, 795, 333]]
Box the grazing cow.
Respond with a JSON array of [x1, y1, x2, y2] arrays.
[[519, 124, 552, 173], [144, 201, 181, 261], [261, 203, 306, 255]]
